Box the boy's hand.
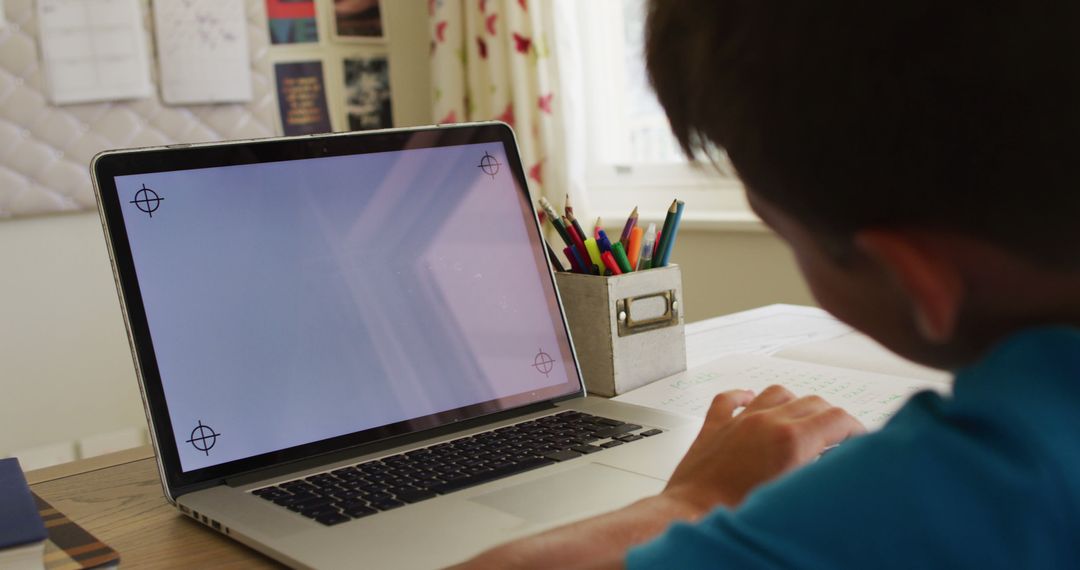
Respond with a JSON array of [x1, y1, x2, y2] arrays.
[[664, 385, 866, 511]]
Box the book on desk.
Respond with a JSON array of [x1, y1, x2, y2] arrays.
[[2, 457, 120, 570], [1, 458, 47, 570]]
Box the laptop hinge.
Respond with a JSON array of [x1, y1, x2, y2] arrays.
[[224, 400, 558, 487]]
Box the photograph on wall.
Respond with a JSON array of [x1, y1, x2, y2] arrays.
[[343, 55, 392, 131], [266, 0, 318, 44], [333, 0, 384, 41], [274, 61, 332, 136]]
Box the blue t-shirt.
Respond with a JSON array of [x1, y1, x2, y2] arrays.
[[628, 327, 1080, 569]]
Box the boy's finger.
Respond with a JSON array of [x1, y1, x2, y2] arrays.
[[775, 395, 833, 420], [704, 390, 755, 423], [743, 385, 797, 413], [799, 408, 867, 448]]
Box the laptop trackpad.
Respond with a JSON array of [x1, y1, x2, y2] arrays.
[[469, 463, 664, 525]]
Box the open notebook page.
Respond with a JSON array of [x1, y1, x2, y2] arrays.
[[613, 354, 950, 431], [776, 332, 952, 384]]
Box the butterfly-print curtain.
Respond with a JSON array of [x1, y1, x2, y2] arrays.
[[429, 0, 581, 212]]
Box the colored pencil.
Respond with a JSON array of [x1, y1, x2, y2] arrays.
[[546, 243, 566, 271], [564, 217, 595, 274], [594, 217, 603, 239], [655, 200, 685, 267], [584, 238, 603, 273], [651, 199, 679, 268], [597, 229, 614, 254], [563, 246, 584, 273], [611, 242, 633, 273], [627, 226, 644, 270], [638, 223, 657, 270], [538, 197, 575, 249], [601, 251, 623, 275], [618, 206, 638, 250], [564, 201, 588, 250]]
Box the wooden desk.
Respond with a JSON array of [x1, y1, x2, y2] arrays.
[[27, 446, 281, 569]]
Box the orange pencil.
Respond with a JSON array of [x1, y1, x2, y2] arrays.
[[627, 226, 644, 270]]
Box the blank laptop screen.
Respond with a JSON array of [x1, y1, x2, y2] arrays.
[[113, 141, 579, 472]]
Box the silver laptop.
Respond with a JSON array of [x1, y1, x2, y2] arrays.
[[91, 122, 701, 569]]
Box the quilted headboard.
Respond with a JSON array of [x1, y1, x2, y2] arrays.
[[0, 0, 279, 218]]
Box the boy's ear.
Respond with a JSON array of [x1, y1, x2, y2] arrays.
[[853, 229, 966, 343]]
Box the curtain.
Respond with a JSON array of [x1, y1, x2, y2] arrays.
[[429, 0, 586, 216]]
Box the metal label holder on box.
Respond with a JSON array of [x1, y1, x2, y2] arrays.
[[555, 265, 688, 397]]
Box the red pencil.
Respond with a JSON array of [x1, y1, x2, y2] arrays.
[[601, 251, 623, 275], [564, 217, 595, 274]]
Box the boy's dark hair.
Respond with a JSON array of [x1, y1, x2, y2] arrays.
[[646, 0, 1080, 268]]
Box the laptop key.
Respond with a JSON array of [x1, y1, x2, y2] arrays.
[[542, 449, 581, 462], [371, 499, 406, 511], [615, 434, 644, 443], [335, 499, 370, 511], [301, 506, 342, 519], [640, 429, 663, 437], [343, 505, 378, 518], [593, 424, 642, 438], [315, 513, 351, 526], [289, 497, 335, 512], [273, 494, 314, 507], [430, 457, 555, 495], [395, 489, 437, 503], [571, 444, 603, 455], [600, 440, 624, 449]]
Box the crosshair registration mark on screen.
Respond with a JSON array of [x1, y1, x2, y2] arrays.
[[186, 420, 221, 456], [130, 184, 164, 218], [478, 151, 502, 179]]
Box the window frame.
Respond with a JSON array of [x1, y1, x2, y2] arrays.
[[572, 0, 760, 230]]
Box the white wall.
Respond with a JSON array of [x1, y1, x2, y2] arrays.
[[0, 213, 145, 459], [676, 229, 815, 322]]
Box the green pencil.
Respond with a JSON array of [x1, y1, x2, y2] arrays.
[[611, 242, 633, 273]]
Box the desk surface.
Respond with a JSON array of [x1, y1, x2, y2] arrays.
[[28, 446, 280, 569]]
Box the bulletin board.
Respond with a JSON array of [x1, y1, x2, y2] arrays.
[[0, 0, 391, 219]]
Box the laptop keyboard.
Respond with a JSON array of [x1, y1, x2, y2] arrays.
[[251, 411, 663, 526]]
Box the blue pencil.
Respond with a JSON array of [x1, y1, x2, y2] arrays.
[[655, 200, 685, 267], [596, 229, 614, 254]]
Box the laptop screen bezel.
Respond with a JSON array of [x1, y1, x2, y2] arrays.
[[91, 123, 586, 496]]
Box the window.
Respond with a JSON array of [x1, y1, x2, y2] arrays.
[[572, 0, 756, 228]]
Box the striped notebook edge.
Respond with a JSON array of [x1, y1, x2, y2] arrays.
[[32, 493, 120, 570]]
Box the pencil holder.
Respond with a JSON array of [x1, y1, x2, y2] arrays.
[[555, 265, 687, 397]]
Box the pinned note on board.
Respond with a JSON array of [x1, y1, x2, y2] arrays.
[[37, 0, 153, 104], [152, 0, 253, 105]]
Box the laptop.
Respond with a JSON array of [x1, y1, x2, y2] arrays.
[[91, 122, 702, 568]]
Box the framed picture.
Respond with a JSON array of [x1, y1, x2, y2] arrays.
[[266, 0, 319, 45], [342, 55, 392, 131], [273, 60, 333, 136], [332, 0, 385, 42]]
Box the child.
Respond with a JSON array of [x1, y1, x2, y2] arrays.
[[457, 0, 1080, 567]]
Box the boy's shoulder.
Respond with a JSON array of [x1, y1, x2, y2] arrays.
[[628, 326, 1080, 570]]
